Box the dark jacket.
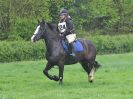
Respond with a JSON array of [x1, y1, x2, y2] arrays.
[[60, 17, 75, 36]]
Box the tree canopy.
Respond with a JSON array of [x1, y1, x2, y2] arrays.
[[0, 0, 133, 40]]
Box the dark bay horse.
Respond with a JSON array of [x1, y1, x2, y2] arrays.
[[31, 20, 101, 84]]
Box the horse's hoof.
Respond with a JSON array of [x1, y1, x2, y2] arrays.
[[52, 75, 59, 81], [88, 76, 94, 83], [89, 80, 94, 83]]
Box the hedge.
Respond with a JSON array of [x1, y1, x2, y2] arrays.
[[0, 34, 133, 62], [0, 41, 45, 62], [89, 34, 133, 54]]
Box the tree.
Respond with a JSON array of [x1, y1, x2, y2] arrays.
[[0, 0, 11, 39]]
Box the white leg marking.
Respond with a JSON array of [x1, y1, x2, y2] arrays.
[[89, 68, 95, 81]]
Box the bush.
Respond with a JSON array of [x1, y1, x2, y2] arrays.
[[88, 34, 133, 54], [0, 40, 45, 62], [0, 34, 133, 62], [9, 18, 37, 41]]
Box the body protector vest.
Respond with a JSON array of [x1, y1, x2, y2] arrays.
[[58, 22, 67, 33]]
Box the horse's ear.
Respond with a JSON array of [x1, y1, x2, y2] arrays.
[[38, 20, 40, 25], [42, 19, 45, 24]]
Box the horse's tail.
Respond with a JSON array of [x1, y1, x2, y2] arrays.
[[94, 61, 101, 70]]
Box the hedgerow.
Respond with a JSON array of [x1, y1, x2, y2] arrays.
[[0, 41, 45, 62], [89, 34, 133, 54], [0, 34, 133, 62]]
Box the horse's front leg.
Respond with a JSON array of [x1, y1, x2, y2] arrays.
[[58, 63, 64, 84], [43, 62, 59, 81]]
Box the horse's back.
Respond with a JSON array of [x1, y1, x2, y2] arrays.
[[64, 38, 96, 65], [79, 38, 96, 60], [78, 38, 94, 46]]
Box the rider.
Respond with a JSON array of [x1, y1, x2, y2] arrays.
[[58, 8, 76, 56]]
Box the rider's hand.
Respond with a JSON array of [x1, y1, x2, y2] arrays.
[[59, 33, 64, 37]]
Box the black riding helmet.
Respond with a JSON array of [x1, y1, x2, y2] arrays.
[[59, 8, 68, 16]]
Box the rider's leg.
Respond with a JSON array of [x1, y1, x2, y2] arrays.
[[65, 34, 76, 56], [69, 43, 75, 56]]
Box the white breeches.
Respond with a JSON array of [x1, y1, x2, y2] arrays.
[[66, 34, 76, 43]]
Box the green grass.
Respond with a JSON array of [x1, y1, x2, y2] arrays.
[[0, 53, 133, 99]]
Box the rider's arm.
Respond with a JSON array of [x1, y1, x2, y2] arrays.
[[65, 18, 74, 36]]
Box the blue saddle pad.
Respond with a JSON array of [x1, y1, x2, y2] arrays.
[[73, 40, 84, 52], [61, 40, 84, 53]]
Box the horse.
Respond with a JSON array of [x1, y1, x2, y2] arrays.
[[31, 19, 101, 84]]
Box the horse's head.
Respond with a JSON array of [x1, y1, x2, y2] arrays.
[[31, 19, 46, 42]]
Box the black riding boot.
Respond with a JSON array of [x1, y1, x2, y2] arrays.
[[68, 43, 75, 56]]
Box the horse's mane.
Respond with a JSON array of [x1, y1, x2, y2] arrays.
[[46, 22, 60, 37], [47, 22, 58, 31]]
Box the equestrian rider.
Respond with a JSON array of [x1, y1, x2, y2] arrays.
[[58, 8, 76, 56]]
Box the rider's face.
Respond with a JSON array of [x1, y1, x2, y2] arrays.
[[60, 15, 65, 20]]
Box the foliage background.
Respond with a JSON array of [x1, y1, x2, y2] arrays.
[[0, 34, 133, 62], [1, 0, 133, 40], [0, 0, 133, 62]]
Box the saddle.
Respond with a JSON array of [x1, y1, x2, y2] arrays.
[[61, 39, 84, 54]]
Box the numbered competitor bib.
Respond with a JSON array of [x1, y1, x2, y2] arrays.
[[58, 22, 67, 33]]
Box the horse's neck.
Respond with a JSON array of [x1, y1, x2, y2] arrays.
[[45, 24, 59, 39], [43, 23, 62, 53], [44, 38, 61, 56]]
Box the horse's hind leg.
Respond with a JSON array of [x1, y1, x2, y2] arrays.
[[88, 64, 95, 83], [88, 61, 101, 82], [80, 61, 93, 82]]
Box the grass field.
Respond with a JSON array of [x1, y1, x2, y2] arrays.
[[0, 53, 133, 99]]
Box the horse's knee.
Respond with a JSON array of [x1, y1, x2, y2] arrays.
[[43, 70, 53, 80], [43, 70, 48, 75]]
